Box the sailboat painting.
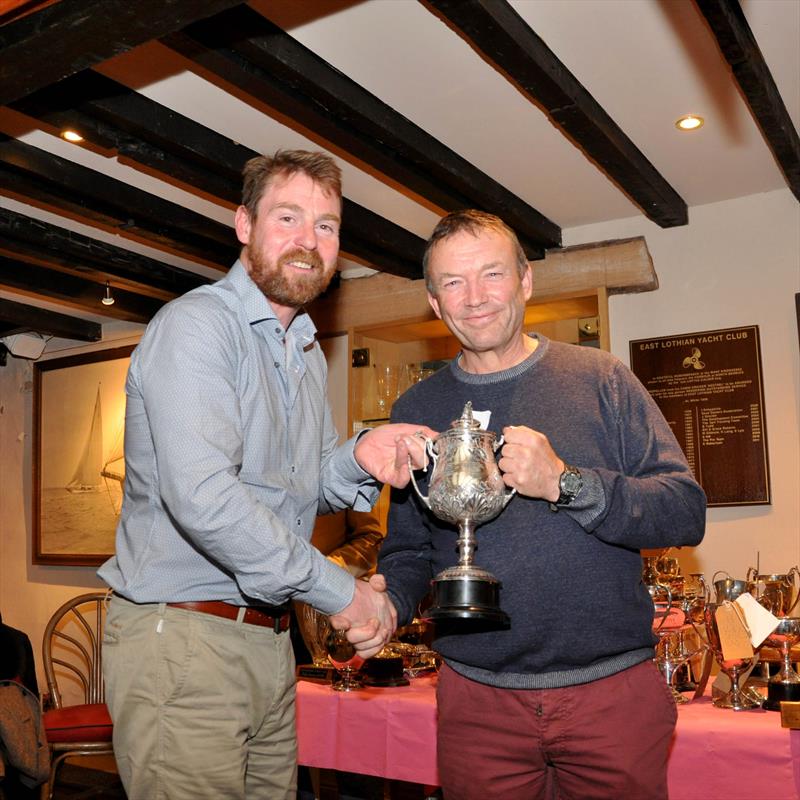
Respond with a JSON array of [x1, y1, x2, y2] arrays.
[[33, 345, 134, 565]]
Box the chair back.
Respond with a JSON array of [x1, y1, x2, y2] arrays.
[[42, 592, 108, 710]]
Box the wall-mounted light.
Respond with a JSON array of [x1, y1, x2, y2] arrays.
[[101, 281, 115, 306], [60, 129, 84, 143], [675, 114, 704, 131]]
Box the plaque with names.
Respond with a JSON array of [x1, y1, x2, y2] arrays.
[[629, 325, 770, 507]]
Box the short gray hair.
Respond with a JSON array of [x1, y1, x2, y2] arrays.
[[422, 210, 529, 293]]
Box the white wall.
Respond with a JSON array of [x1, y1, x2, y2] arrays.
[[563, 188, 800, 580]]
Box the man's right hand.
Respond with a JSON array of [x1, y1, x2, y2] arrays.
[[329, 574, 397, 659]]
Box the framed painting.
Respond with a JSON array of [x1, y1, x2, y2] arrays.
[[33, 345, 135, 566]]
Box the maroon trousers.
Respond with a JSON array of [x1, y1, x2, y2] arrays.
[[436, 659, 676, 800]]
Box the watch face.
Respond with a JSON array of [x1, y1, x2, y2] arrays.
[[562, 471, 582, 494], [558, 466, 582, 504]]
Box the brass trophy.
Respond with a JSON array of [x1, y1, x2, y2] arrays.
[[409, 402, 515, 623], [293, 601, 336, 683]]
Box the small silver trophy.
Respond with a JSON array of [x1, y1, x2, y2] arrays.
[[409, 402, 515, 623], [763, 617, 800, 711]]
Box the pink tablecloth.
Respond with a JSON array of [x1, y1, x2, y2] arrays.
[[297, 675, 800, 798], [296, 674, 439, 785], [668, 694, 800, 800]]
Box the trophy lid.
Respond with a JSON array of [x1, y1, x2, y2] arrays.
[[450, 401, 482, 432]]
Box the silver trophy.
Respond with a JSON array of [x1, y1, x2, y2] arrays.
[[696, 602, 762, 710], [747, 567, 800, 617], [409, 402, 515, 623], [762, 617, 800, 711]]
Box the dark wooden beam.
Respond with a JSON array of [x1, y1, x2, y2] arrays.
[[0, 0, 245, 105], [424, 0, 689, 228], [695, 0, 800, 202], [0, 136, 237, 268], [12, 72, 426, 278], [0, 297, 101, 341], [161, 5, 559, 257], [10, 72, 250, 202], [0, 253, 163, 323], [0, 207, 209, 298]]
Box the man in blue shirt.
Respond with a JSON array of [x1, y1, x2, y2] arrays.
[[99, 150, 430, 800]]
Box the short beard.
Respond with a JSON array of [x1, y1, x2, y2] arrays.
[[246, 246, 335, 308]]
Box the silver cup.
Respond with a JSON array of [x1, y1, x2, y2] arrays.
[[762, 616, 800, 711], [409, 402, 515, 623], [712, 571, 751, 603], [747, 567, 800, 617]]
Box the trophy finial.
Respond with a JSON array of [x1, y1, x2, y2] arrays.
[[452, 401, 481, 431]]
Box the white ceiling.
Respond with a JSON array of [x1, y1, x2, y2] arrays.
[[1, 0, 798, 325]]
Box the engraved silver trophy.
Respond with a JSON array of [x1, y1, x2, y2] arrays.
[[409, 402, 515, 623]]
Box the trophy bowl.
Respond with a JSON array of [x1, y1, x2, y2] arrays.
[[409, 402, 514, 623], [325, 629, 365, 692], [748, 567, 800, 617], [295, 601, 333, 668]]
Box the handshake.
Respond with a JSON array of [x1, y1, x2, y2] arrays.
[[328, 574, 397, 660]]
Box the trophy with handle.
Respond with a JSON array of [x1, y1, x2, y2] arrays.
[[409, 402, 515, 623], [762, 617, 800, 711]]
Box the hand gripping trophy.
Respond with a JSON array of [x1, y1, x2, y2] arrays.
[[409, 402, 515, 623]]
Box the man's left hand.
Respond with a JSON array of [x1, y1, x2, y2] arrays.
[[354, 424, 436, 488], [498, 425, 564, 502]]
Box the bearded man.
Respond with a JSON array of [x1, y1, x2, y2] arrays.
[[98, 150, 430, 800]]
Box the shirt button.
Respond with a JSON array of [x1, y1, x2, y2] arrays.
[[290, 465, 296, 473], [274, 327, 281, 334], [274, 361, 280, 368], [296, 519, 302, 526]]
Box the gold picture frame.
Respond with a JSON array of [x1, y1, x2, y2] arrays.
[[33, 345, 134, 566]]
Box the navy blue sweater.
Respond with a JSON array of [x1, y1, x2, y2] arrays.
[[381, 335, 706, 689]]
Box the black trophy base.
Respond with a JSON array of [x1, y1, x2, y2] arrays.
[[764, 680, 800, 711], [424, 574, 509, 624]]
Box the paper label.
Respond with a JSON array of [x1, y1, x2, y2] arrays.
[[714, 601, 754, 660], [472, 409, 491, 430], [735, 592, 781, 647]]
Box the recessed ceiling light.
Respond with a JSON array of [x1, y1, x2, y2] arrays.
[[675, 115, 704, 131], [61, 129, 84, 143]]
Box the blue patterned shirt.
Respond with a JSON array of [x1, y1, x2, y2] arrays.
[[98, 260, 378, 613]]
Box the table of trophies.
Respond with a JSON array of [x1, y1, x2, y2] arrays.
[[296, 675, 800, 799]]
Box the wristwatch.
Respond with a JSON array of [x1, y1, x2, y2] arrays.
[[550, 464, 583, 511]]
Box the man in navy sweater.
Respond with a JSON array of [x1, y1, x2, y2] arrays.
[[379, 210, 706, 800]]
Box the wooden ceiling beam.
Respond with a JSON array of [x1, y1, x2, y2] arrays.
[[0, 253, 162, 323], [424, 0, 689, 228], [0, 207, 209, 299], [695, 0, 800, 202], [0, 136, 237, 268], [0, 297, 101, 341], [161, 5, 560, 258], [0, 0, 245, 105], [12, 72, 426, 278]]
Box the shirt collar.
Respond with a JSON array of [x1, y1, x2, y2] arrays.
[[227, 259, 318, 345]]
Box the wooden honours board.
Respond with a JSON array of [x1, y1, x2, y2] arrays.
[[629, 325, 770, 507]]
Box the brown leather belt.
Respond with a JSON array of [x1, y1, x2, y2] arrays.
[[167, 600, 291, 633]]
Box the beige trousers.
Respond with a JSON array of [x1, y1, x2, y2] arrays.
[[102, 595, 296, 800]]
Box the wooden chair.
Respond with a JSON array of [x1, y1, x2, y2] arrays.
[[41, 592, 114, 800]]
